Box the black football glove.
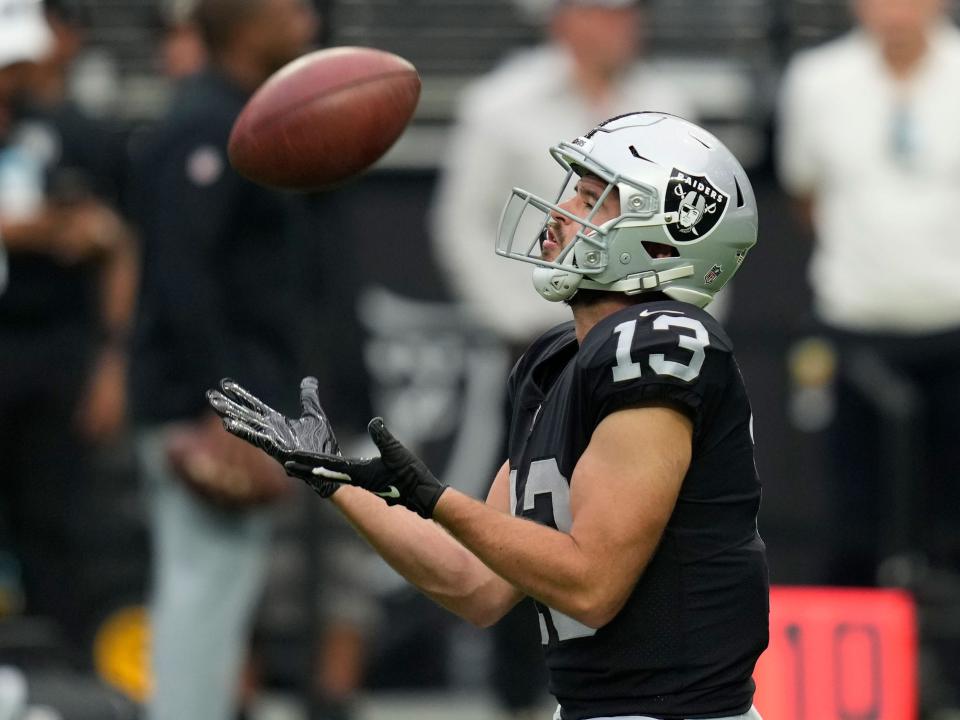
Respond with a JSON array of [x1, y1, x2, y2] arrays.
[[206, 376, 341, 498], [283, 417, 448, 519]]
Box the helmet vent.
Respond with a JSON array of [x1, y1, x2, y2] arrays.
[[689, 134, 711, 149], [628, 145, 653, 162], [734, 177, 745, 208], [586, 112, 644, 138], [642, 241, 679, 259]]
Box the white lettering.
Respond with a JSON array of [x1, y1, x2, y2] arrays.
[[673, 172, 726, 204]]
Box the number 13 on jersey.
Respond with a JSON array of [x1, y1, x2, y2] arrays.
[[612, 314, 710, 383]]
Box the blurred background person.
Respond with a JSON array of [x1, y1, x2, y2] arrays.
[[432, 0, 695, 358], [778, 0, 960, 713], [429, 1, 695, 716], [0, 0, 137, 660], [0, 0, 46, 296], [157, 0, 207, 81], [778, 0, 960, 586], [128, 0, 320, 718], [0, 0, 55, 642]]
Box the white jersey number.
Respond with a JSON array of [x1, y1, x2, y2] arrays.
[[612, 314, 710, 383], [509, 458, 597, 643]]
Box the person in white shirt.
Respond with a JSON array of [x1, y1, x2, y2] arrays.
[[432, 0, 695, 349], [429, 1, 696, 715], [778, 1, 960, 709], [779, 0, 960, 333], [0, 0, 54, 295]]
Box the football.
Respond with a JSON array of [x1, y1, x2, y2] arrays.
[[228, 47, 421, 190]]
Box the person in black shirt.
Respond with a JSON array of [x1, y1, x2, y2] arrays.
[[0, 0, 137, 650], [129, 1, 317, 719], [212, 112, 769, 720]]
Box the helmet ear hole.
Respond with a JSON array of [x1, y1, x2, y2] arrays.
[[641, 241, 679, 259]]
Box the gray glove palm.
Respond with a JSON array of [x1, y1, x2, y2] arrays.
[[207, 376, 340, 497]]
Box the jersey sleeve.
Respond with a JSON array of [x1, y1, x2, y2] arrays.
[[577, 307, 729, 434]]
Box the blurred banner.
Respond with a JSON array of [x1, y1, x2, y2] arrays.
[[754, 586, 917, 720]]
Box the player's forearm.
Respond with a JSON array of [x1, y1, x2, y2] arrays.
[[434, 488, 618, 628], [331, 486, 519, 626]]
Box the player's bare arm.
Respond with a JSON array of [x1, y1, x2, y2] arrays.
[[210, 378, 523, 625], [434, 404, 691, 628], [273, 404, 690, 627], [328, 463, 523, 627], [215, 378, 690, 628], [278, 402, 691, 629]]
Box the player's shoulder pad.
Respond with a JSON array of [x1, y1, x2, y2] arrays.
[[577, 300, 732, 380]]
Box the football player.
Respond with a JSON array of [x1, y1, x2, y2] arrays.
[[210, 112, 768, 720]]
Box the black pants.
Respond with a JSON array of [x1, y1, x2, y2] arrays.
[[0, 328, 93, 650], [825, 325, 960, 584]]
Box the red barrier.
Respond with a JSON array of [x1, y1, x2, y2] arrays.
[[754, 586, 917, 720]]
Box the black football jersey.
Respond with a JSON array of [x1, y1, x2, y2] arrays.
[[506, 299, 769, 720]]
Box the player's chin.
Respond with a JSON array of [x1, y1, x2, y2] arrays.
[[541, 239, 562, 263]]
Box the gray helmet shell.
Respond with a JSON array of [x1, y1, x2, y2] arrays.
[[496, 112, 758, 307]]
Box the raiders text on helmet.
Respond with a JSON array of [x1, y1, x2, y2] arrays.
[[495, 112, 758, 307]]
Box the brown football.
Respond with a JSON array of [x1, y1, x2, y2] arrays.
[[228, 47, 421, 190]]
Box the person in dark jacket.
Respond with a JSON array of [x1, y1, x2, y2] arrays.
[[129, 1, 317, 718], [0, 0, 137, 651]]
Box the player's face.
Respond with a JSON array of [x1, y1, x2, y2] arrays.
[[542, 175, 620, 263]]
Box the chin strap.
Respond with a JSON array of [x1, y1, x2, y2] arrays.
[[580, 264, 695, 294], [534, 264, 696, 302]]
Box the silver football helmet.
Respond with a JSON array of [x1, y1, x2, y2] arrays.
[[496, 112, 758, 306]]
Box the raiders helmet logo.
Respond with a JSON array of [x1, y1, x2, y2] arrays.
[[664, 168, 729, 243]]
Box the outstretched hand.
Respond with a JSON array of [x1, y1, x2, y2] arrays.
[[284, 417, 448, 519], [207, 376, 341, 497]]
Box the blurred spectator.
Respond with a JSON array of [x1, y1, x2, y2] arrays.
[[429, 0, 694, 715], [157, 0, 207, 80], [160, 22, 206, 81], [0, 0, 53, 631], [41, 0, 121, 122], [0, 0, 47, 295], [0, 0, 46, 298], [128, 0, 320, 718], [432, 0, 694, 351], [778, 0, 960, 710], [778, 0, 960, 582], [0, 0, 137, 652]]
